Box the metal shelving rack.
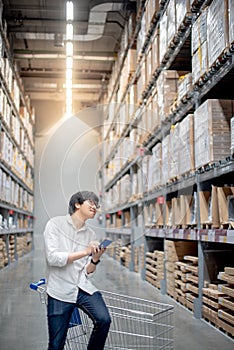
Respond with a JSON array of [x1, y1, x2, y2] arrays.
[[0, 1, 35, 268], [100, 0, 234, 322]]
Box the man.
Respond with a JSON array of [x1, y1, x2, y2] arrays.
[[44, 190, 111, 350]]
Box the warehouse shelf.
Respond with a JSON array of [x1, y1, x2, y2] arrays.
[[0, 20, 35, 126], [0, 160, 33, 194], [0, 228, 33, 235], [104, 0, 171, 141], [0, 200, 33, 216], [106, 228, 131, 236], [101, 0, 234, 335], [144, 227, 234, 245], [0, 14, 35, 269], [0, 66, 34, 148], [0, 118, 34, 169]]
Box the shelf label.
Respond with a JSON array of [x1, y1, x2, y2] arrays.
[[208, 230, 215, 242], [190, 229, 196, 240]]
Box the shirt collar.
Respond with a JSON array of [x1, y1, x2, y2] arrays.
[[66, 214, 86, 232]]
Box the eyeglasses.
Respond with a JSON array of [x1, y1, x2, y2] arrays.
[[85, 199, 100, 209]]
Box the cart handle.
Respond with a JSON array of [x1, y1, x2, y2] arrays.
[[30, 278, 46, 291]]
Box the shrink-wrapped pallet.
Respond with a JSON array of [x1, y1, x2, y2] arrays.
[[179, 114, 194, 176], [169, 123, 180, 179], [192, 41, 208, 84], [157, 70, 178, 124], [161, 135, 170, 185], [167, 0, 176, 46], [231, 117, 234, 154], [207, 0, 229, 68], [194, 99, 233, 169], [176, 0, 191, 31]]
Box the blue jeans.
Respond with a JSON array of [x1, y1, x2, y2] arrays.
[[47, 289, 111, 350]]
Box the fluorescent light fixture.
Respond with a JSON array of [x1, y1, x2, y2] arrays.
[[65, 1, 74, 118], [66, 1, 74, 21], [66, 23, 73, 41], [66, 56, 73, 69], [66, 41, 73, 56]]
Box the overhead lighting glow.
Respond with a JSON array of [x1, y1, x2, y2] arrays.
[[66, 1, 74, 21], [65, 1, 74, 118], [66, 23, 73, 41]]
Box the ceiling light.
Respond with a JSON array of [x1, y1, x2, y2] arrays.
[[66, 1, 74, 21]]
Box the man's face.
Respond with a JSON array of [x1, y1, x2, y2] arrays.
[[79, 199, 98, 219]]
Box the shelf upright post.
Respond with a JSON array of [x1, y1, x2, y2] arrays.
[[161, 188, 167, 295], [193, 91, 203, 319], [129, 164, 135, 272]]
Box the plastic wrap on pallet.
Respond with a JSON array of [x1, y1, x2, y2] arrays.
[[162, 134, 170, 185], [159, 11, 168, 63], [194, 99, 233, 169], [148, 142, 162, 190], [169, 123, 180, 179], [191, 8, 207, 55], [179, 114, 194, 176], [192, 41, 208, 84], [207, 0, 229, 68], [151, 29, 159, 74], [231, 117, 234, 154], [157, 70, 178, 124], [229, 0, 234, 45], [177, 73, 193, 102], [176, 0, 191, 32], [167, 0, 176, 47]]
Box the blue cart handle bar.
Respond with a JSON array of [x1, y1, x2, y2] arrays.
[[29, 279, 82, 327], [30, 278, 46, 291]]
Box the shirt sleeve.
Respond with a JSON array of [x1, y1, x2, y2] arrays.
[[44, 220, 69, 267]]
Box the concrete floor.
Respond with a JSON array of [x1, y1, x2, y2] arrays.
[[0, 237, 233, 350]]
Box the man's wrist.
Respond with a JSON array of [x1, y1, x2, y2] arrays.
[[90, 258, 100, 265]]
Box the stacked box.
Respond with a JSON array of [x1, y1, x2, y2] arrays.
[[159, 11, 168, 63], [145, 0, 160, 33], [147, 142, 162, 191], [145, 250, 165, 289], [229, 0, 234, 44], [217, 267, 234, 336], [169, 123, 180, 179], [174, 261, 187, 306], [176, 0, 191, 32], [161, 135, 170, 185], [151, 87, 159, 130], [165, 240, 197, 298], [191, 9, 208, 84], [157, 70, 178, 124], [184, 255, 199, 311], [9, 234, 15, 262], [177, 73, 193, 102], [167, 0, 176, 47], [179, 114, 194, 176], [0, 237, 8, 269], [207, 0, 229, 68], [231, 117, 234, 154], [151, 29, 159, 75], [202, 284, 224, 325], [194, 99, 233, 169]]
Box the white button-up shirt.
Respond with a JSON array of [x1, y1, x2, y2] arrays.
[[44, 214, 98, 303]]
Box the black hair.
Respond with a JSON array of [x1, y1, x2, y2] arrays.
[[68, 190, 99, 215]]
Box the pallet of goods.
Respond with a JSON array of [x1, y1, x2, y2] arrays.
[[217, 267, 234, 337], [185, 255, 199, 311], [165, 240, 197, 299], [145, 250, 165, 289], [202, 284, 224, 326]]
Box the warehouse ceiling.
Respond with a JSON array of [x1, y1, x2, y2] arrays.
[[2, 0, 136, 109]]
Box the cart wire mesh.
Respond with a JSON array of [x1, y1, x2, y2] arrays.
[[66, 290, 174, 350]]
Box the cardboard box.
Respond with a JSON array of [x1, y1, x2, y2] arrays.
[[207, 0, 229, 67], [194, 99, 233, 169], [192, 41, 208, 84], [179, 114, 194, 175], [191, 8, 207, 55]]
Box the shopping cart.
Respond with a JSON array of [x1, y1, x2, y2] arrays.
[[30, 279, 174, 349]]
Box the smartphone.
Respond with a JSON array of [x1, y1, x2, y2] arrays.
[[99, 239, 112, 249]]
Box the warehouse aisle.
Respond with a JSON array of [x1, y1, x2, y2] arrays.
[[0, 240, 233, 350]]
